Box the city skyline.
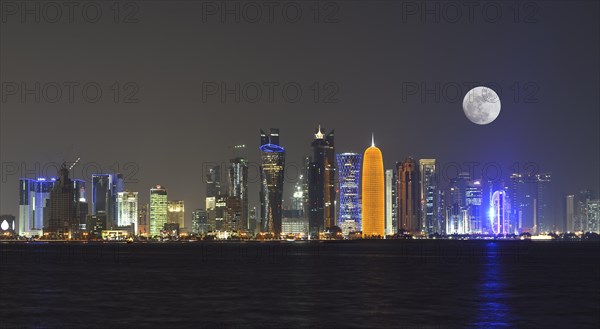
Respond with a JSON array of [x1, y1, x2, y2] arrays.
[[3, 124, 599, 235]]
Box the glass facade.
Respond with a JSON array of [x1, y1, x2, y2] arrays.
[[168, 200, 185, 229], [18, 177, 56, 236], [92, 174, 116, 229], [337, 153, 362, 236], [228, 157, 249, 231], [117, 191, 138, 231], [419, 159, 438, 235], [398, 157, 419, 234], [308, 126, 336, 236], [191, 209, 209, 235], [150, 185, 168, 236], [259, 128, 285, 237]]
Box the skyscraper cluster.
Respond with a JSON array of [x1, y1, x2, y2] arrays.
[[10, 126, 600, 240]]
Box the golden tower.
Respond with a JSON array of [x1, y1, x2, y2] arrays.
[[361, 134, 385, 238]]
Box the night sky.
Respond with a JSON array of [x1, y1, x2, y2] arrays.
[[1, 1, 598, 229]]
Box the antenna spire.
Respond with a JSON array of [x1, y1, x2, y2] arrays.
[[371, 133, 375, 147], [315, 124, 324, 139]]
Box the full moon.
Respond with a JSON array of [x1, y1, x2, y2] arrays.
[[462, 86, 501, 125]]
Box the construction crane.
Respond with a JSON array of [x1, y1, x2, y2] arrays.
[[68, 157, 81, 171]]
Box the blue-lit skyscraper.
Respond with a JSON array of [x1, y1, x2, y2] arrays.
[[18, 177, 56, 237], [491, 190, 511, 235], [259, 128, 285, 237], [336, 153, 362, 236], [465, 180, 483, 233]]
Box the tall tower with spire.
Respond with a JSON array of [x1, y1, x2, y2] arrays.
[[362, 135, 385, 238], [308, 125, 336, 237]]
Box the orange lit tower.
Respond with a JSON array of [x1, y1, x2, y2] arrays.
[[361, 134, 385, 238]]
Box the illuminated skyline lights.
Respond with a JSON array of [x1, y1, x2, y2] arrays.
[[361, 135, 385, 238], [336, 152, 362, 236]]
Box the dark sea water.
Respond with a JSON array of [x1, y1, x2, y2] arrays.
[[0, 240, 598, 328]]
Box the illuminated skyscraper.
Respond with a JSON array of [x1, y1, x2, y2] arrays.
[[259, 128, 285, 237], [385, 169, 394, 236], [150, 185, 168, 236], [192, 209, 208, 235], [18, 177, 56, 237], [206, 196, 217, 232], [249, 206, 258, 235], [565, 195, 575, 232], [586, 200, 600, 233], [509, 173, 533, 232], [117, 191, 138, 231], [168, 200, 185, 230], [92, 174, 116, 229], [223, 196, 242, 231], [215, 195, 227, 231], [72, 179, 88, 232], [419, 159, 438, 234], [438, 190, 447, 235], [45, 164, 79, 239], [465, 180, 483, 233], [291, 176, 306, 214], [361, 135, 384, 238], [398, 157, 419, 234], [228, 156, 249, 231], [138, 204, 149, 236], [206, 165, 221, 198], [510, 172, 552, 233], [536, 173, 552, 232], [576, 190, 594, 231], [336, 153, 362, 236], [490, 190, 510, 235], [308, 125, 336, 236]]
